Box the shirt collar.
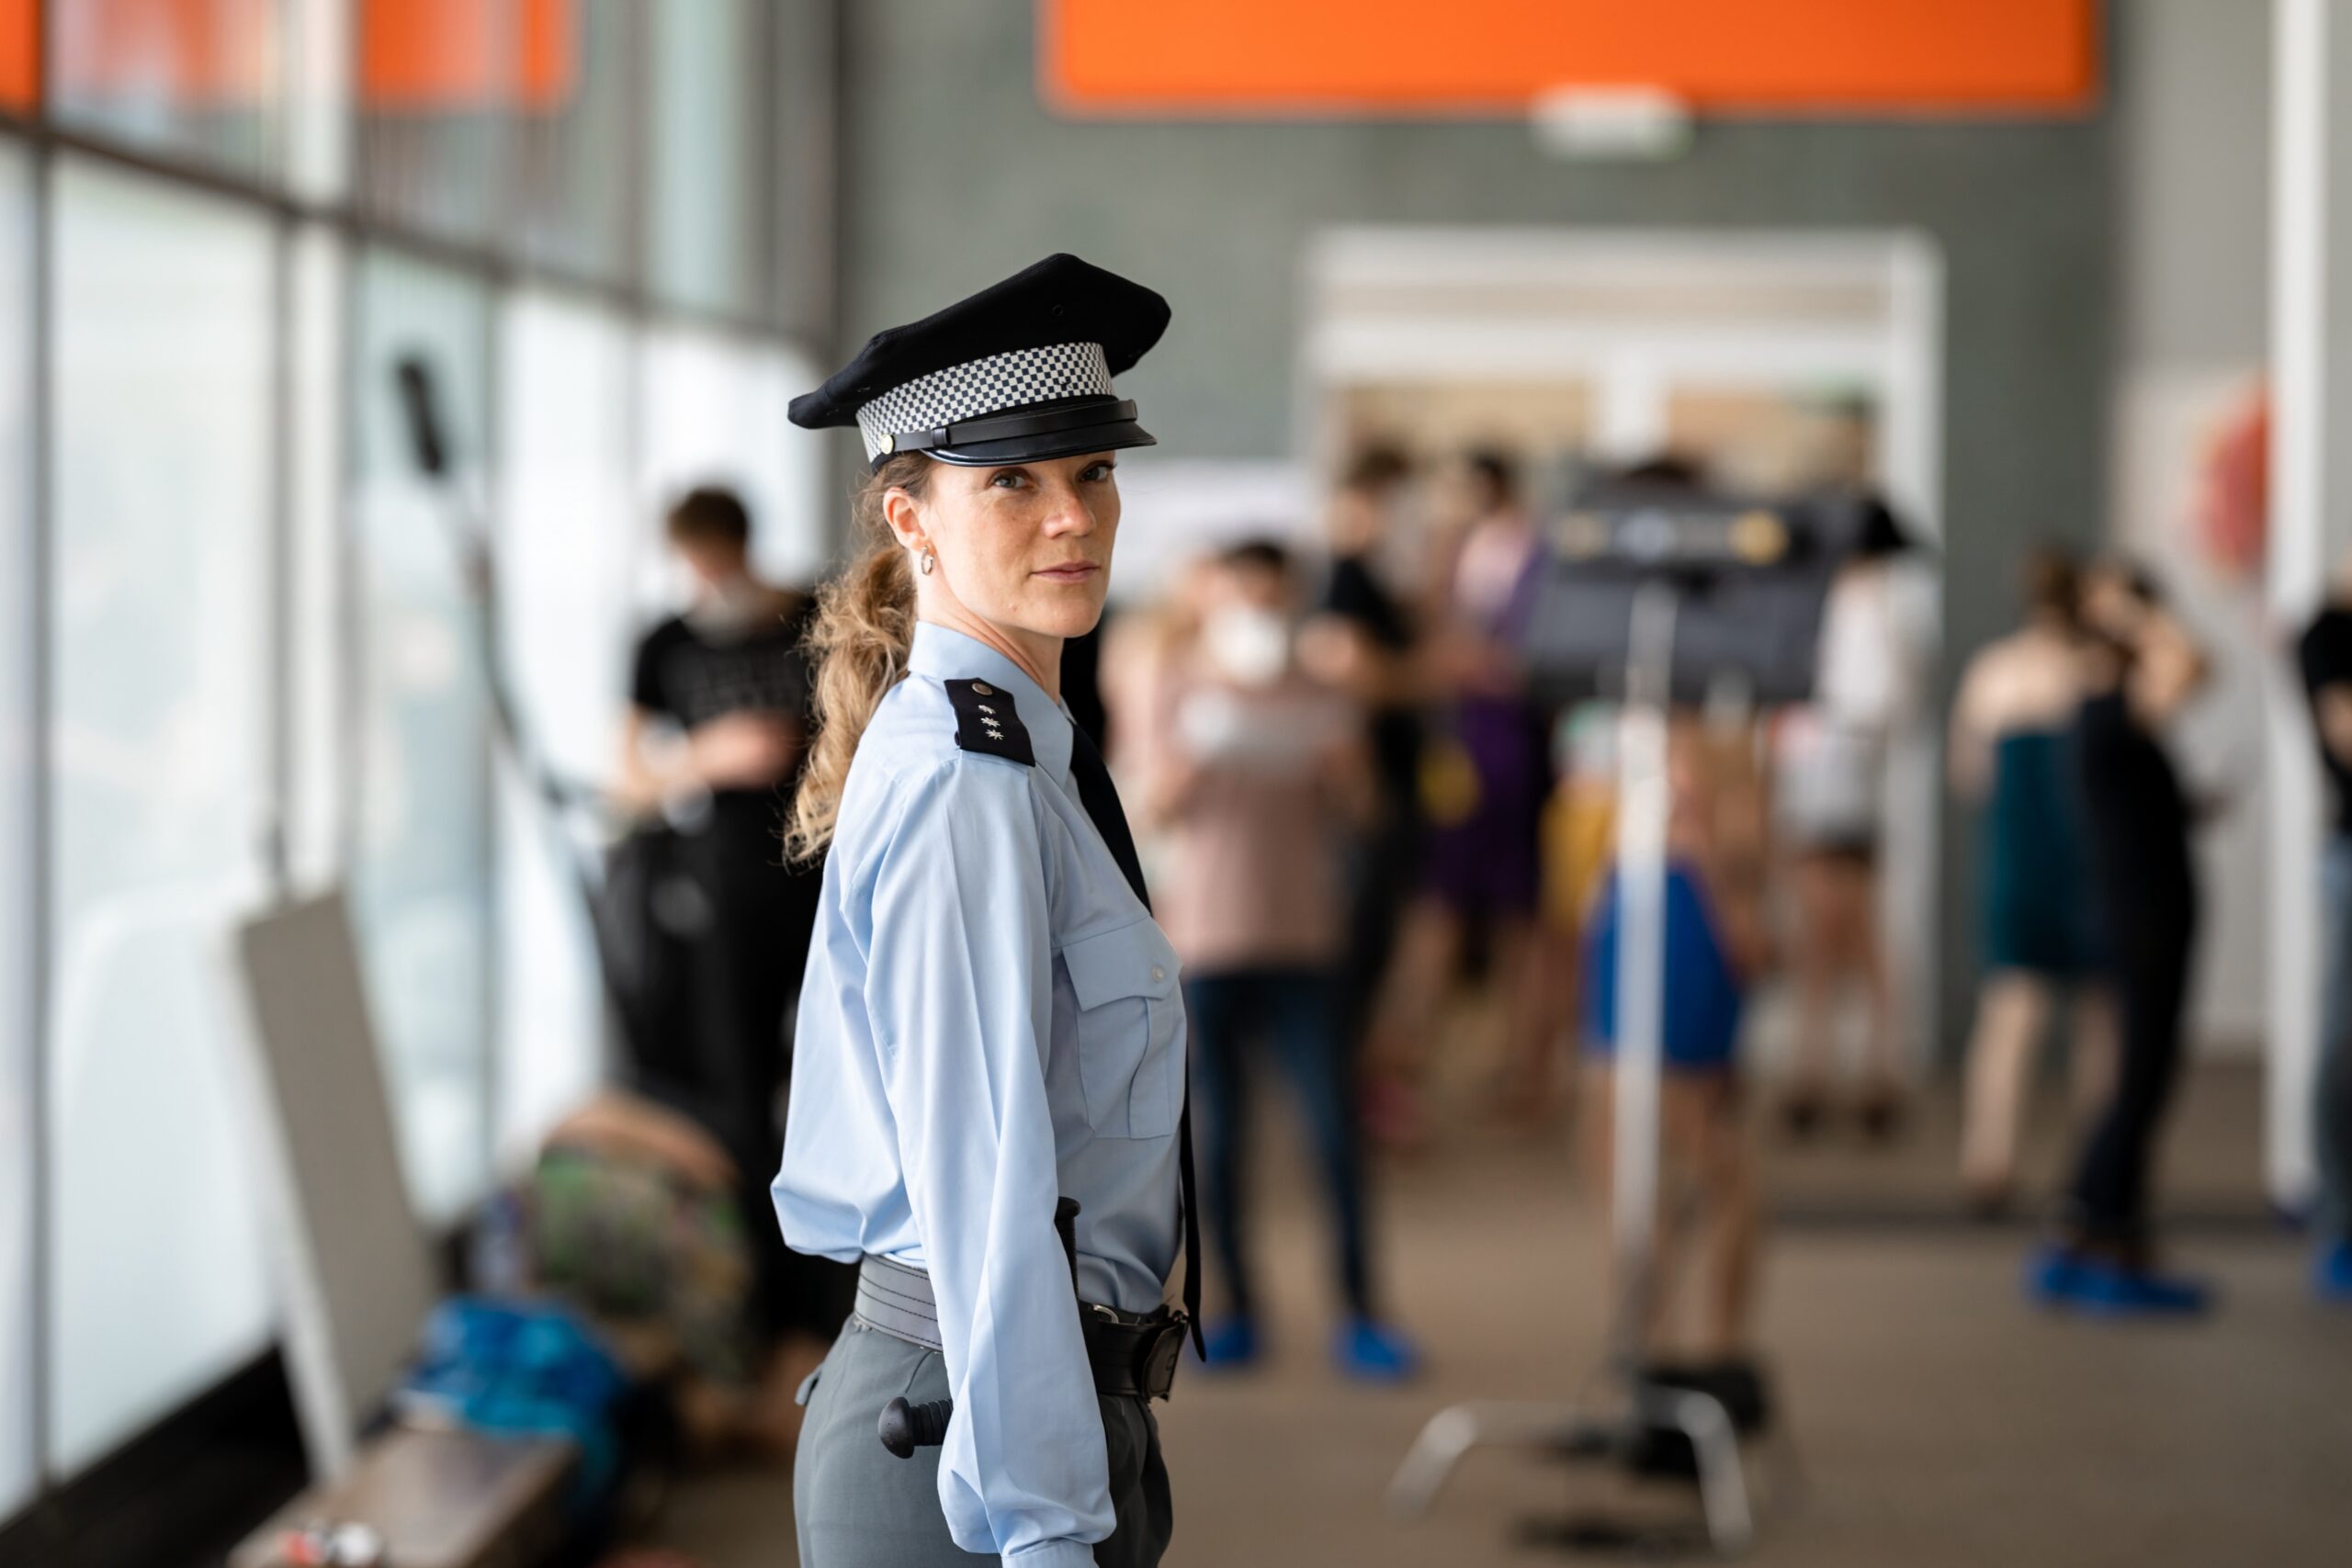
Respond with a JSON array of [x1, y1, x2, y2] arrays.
[[908, 620, 1074, 785]]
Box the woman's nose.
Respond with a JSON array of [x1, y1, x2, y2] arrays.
[[1040, 481, 1097, 536]]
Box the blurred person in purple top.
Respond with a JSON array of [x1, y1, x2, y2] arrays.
[[1362, 449, 1558, 1147]]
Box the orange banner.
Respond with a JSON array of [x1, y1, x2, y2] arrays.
[[1044, 0, 2097, 116], [0, 0, 33, 112], [0, 0, 580, 115], [359, 0, 576, 111]]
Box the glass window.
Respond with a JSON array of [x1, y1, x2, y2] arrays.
[[646, 0, 763, 316], [493, 290, 633, 1155], [350, 249, 495, 1224], [0, 137, 35, 1524], [355, 0, 517, 245], [767, 0, 834, 334], [46, 158, 276, 1477], [50, 0, 285, 184], [640, 329, 827, 593], [511, 0, 632, 282]]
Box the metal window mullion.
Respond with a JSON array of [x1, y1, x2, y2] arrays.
[[620, 0, 650, 296], [264, 218, 295, 897], [480, 267, 507, 1193], [333, 231, 362, 886], [26, 118, 55, 1509]]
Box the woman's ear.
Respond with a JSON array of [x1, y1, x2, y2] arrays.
[[882, 485, 928, 556]]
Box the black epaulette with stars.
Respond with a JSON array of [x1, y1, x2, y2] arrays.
[[945, 678, 1035, 766]]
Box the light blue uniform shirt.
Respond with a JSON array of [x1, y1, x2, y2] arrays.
[[775, 621, 1186, 1567]]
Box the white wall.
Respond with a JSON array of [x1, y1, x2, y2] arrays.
[[2109, 0, 2275, 1055]]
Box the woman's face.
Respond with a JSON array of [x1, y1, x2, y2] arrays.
[[2080, 567, 2147, 642], [1327, 486, 1385, 554], [893, 451, 1122, 643]]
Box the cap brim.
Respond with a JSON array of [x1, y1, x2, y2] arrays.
[[892, 418, 1158, 469]]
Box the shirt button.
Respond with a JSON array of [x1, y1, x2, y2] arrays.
[[1151, 964, 1166, 983], [972, 681, 993, 696]]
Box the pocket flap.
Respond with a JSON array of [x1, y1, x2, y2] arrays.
[[1061, 920, 1181, 1011]]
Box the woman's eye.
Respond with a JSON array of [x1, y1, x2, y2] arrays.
[[990, 470, 1027, 490], [1081, 462, 1115, 482]]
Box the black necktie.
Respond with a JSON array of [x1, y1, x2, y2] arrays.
[[1066, 721, 1204, 1354]]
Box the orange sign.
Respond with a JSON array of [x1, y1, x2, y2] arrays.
[[0, 0, 33, 112], [0, 0, 580, 116], [361, 0, 576, 112], [1044, 0, 2097, 116]]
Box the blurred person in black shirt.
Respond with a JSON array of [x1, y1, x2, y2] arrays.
[[2029, 560, 2212, 1316], [616, 485, 845, 1342], [2298, 581, 2352, 1304], [1301, 444, 1426, 1067]]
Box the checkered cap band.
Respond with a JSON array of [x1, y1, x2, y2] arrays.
[[855, 342, 1114, 461]]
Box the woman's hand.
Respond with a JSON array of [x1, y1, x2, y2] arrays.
[[1141, 754, 1204, 828], [2124, 609, 2211, 728], [689, 712, 799, 788]]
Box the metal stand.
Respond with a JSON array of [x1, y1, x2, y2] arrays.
[[1389, 581, 1755, 1555]]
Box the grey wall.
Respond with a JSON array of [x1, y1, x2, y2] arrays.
[[2117, 0, 2270, 366], [835, 0, 2120, 1053]]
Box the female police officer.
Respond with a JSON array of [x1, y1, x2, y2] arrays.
[[774, 255, 1199, 1567]]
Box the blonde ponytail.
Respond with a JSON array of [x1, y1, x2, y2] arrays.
[[786, 454, 933, 861]]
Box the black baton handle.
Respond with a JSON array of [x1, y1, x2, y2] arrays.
[[878, 1394, 954, 1459], [878, 1199, 1082, 1458]]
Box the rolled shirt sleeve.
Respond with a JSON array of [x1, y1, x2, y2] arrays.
[[864, 758, 1112, 1561]]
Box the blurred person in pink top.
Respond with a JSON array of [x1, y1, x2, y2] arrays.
[[1145, 539, 1422, 1382]]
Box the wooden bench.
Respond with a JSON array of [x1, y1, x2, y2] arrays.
[[230, 1425, 575, 1568]]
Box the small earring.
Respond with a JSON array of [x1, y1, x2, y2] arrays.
[[919, 548, 936, 576]]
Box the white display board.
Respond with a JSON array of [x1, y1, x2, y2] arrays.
[[216, 890, 439, 1480]]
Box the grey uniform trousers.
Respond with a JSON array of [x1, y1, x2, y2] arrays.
[[794, 1317, 1173, 1567]]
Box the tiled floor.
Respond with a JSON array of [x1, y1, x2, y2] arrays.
[[640, 1062, 2352, 1566]]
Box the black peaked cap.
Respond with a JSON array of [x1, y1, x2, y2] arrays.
[[789, 254, 1170, 461]]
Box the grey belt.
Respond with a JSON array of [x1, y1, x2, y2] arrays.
[[853, 1254, 1192, 1402], [854, 1254, 947, 1351]]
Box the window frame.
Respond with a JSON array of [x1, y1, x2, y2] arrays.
[[0, 0, 836, 1541]]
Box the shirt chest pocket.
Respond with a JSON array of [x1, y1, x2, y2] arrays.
[[1061, 919, 1185, 1140]]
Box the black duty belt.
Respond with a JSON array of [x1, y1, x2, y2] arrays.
[[854, 1254, 1188, 1402]]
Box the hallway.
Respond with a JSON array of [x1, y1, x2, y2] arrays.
[[652, 1066, 2350, 1567]]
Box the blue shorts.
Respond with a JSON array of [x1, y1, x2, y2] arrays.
[[1581, 863, 1746, 1073]]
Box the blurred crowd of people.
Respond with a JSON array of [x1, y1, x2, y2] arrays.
[[1094, 442, 1928, 1373], [560, 443, 2352, 1476], [1956, 539, 2352, 1311]]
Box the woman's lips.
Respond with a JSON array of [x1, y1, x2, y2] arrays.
[[1033, 562, 1101, 581]]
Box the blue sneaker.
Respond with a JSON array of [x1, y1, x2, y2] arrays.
[[2061, 1256, 2213, 1317], [1332, 1318, 1421, 1383], [1194, 1315, 1261, 1371], [2022, 1245, 2081, 1308], [2314, 1239, 2352, 1305]]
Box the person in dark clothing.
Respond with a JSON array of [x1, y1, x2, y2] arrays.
[[2296, 585, 2352, 1303], [1303, 445, 1425, 1070], [617, 485, 850, 1344], [2030, 559, 2213, 1316]]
